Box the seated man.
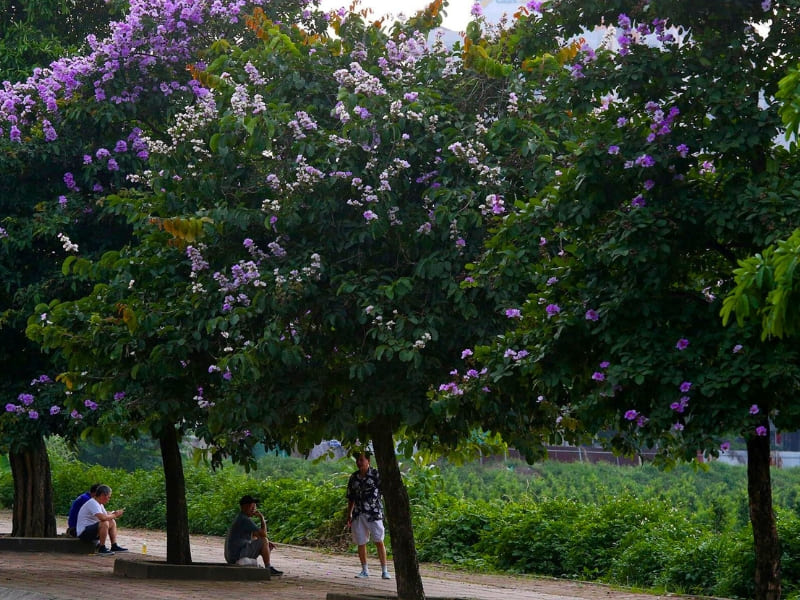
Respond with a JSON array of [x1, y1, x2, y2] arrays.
[[76, 484, 128, 555], [66, 483, 100, 537], [224, 494, 281, 575]]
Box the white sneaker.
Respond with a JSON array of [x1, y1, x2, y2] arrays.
[[381, 571, 392, 580], [355, 571, 369, 578]]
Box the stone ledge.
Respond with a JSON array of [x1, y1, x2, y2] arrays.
[[0, 535, 94, 554], [113, 557, 271, 580], [327, 595, 472, 600]]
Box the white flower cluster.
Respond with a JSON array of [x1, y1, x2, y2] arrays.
[[57, 232, 78, 253], [333, 62, 387, 97], [413, 332, 432, 349]]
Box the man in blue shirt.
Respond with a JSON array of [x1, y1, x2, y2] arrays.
[[346, 452, 390, 579], [224, 495, 282, 575]]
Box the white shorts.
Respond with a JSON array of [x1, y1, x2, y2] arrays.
[[351, 514, 384, 546]]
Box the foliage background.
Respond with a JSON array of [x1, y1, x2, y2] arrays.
[[5, 444, 800, 599]]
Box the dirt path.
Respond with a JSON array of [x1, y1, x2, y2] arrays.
[[0, 511, 721, 600]]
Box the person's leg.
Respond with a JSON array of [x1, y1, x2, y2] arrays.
[[368, 520, 390, 579], [351, 516, 370, 577], [97, 520, 110, 546], [107, 519, 117, 544]]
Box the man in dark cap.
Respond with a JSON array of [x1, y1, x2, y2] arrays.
[[224, 494, 281, 575]]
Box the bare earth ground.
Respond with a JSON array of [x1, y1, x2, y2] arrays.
[[0, 511, 725, 600]]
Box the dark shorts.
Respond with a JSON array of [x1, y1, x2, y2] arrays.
[[78, 523, 99, 543], [239, 538, 264, 560]]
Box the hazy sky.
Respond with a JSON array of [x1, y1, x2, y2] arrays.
[[317, 0, 476, 31]]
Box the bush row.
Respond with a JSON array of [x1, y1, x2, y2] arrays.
[[6, 449, 800, 598]]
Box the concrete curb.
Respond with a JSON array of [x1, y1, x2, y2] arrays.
[[113, 557, 272, 580]]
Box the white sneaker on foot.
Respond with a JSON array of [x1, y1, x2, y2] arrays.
[[355, 571, 369, 578], [381, 571, 392, 580]]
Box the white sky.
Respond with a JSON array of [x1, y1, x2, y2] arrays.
[[318, 0, 476, 31]]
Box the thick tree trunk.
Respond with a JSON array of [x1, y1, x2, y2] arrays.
[[370, 423, 425, 600], [9, 435, 57, 537], [8, 437, 57, 537], [747, 431, 781, 600], [159, 424, 192, 564]]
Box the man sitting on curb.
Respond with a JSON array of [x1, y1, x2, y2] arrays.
[[224, 494, 282, 575], [76, 484, 128, 556], [66, 483, 100, 537]]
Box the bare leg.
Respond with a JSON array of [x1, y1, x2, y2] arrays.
[[357, 544, 367, 567], [108, 519, 118, 545], [375, 541, 387, 567], [97, 521, 110, 546], [259, 540, 272, 566]]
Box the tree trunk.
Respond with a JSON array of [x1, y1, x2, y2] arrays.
[[159, 424, 192, 564], [747, 431, 781, 600], [8, 434, 57, 537], [370, 423, 425, 600]]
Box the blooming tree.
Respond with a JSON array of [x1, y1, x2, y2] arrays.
[[28, 1, 557, 592], [448, 1, 800, 599], [2, 0, 325, 544]]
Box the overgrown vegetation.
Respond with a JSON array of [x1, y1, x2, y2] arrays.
[[5, 445, 800, 599]]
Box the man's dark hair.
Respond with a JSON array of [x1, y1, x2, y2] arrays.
[[89, 483, 101, 495]]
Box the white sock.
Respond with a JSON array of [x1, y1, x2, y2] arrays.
[[362, 564, 369, 574]]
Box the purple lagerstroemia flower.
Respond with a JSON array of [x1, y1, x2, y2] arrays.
[[545, 304, 560, 317], [676, 338, 689, 350], [470, 1, 483, 16], [546, 277, 558, 286], [363, 210, 378, 221], [756, 425, 768, 437], [29, 410, 39, 420], [50, 405, 61, 415], [505, 308, 522, 319], [18, 393, 34, 405], [461, 348, 473, 359], [599, 361, 610, 369], [721, 441, 731, 452], [70, 410, 82, 420], [631, 195, 646, 208], [113, 392, 126, 401], [733, 344, 743, 353], [671, 396, 690, 413], [624, 409, 638, 421], [679, 381, 692, 393], [643, 179, 655, 190], [617, 117, 628, 127], [456, 238, 466, 248], [84, 399, 98, 411], [585, 309, 599, 321], [404, 92, 419, 102], [223, 369, 232, 381], [750, 404, 759, 415], [608, 145, 620, 155], [635, 154, 655, 168], [592, 372, 605, 381], [673, 422, 684, 431], [676, 144, 689, 157], [539, 237, 547, 246], [5, 403, 16, 412], [636, 415, 649, 427]]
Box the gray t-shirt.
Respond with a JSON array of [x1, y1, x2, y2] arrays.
[[224, 511, 259, 564]]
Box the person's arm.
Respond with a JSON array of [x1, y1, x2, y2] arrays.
[[96, 508, 124, 522], [346, 499, 355, 526], [252, 510, 267, 539]]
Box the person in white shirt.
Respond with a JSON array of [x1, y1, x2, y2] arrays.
[[76, 484, 128, 555]]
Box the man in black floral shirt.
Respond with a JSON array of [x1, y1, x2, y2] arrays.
[[346, 452, 390, 579]]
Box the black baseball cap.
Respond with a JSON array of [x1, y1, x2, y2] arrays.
[[239, 494, 259, 505]]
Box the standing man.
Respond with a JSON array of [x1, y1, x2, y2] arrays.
[[66, 483, 100, 537], [224, 495, 282, 575], [346, 452, 391, 579], [76, 484, 127, 555]]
